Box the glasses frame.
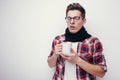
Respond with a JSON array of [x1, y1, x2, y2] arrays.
[[65, 16, 82, 22]]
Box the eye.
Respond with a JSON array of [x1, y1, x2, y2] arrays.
[[74, 16, 80, 20], [66, 17, 71, 20]]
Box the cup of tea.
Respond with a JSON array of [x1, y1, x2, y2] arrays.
[[62, 42, 72, 54]]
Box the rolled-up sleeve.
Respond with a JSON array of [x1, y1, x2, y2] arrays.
[[93, 38, 107, 72]]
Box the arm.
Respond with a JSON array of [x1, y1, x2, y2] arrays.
[[60, 46, 106, 78], [47, 53, 59, 68], [76, 57, 105, 77], [47, 44, 62, 68], [60, 52, 105, 77]]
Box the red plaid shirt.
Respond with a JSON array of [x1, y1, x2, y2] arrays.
[[49, 34, 107, 80]]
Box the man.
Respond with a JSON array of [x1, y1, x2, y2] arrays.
[[47, 3, 107, 80]]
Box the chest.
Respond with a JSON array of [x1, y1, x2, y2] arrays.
[[77, 42, 94, 62]]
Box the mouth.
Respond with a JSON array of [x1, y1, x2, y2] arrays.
[[70, 26, 76, 30]]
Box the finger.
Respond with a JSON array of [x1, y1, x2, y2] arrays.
[[60, 53, 71, 60], [59, 53, 66, 58], [62, 53, 71, 57], [55, 45, 62, 50], [55, 49, 62, 54], [70, 48, 76, 53], [56, 44, 62, 47], [55, 44, 62, 50]]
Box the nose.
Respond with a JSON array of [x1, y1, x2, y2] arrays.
[[70, 19, 75, 24]]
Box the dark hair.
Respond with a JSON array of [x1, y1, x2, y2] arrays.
[[66, 3, 86, 18]]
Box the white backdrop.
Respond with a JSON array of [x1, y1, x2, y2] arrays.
[[0, 0, 120, 80]]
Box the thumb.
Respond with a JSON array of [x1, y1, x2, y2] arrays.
[[70, 48, 76, 54]]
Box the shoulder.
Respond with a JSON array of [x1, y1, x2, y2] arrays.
[[87, 37, 103, 53], [89, 37, 103, 51], [88, 36, 102, 44], [54, 34, 65, 40], [83, 36, 102, 45], [53, 34, 65, 44]]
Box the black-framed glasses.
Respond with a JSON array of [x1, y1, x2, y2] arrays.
[[65, 16, 82, 22]]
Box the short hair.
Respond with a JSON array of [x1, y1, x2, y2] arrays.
[[66, 3, 86, 19]]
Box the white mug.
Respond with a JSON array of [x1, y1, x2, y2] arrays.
[[62, 42, 72, 54]]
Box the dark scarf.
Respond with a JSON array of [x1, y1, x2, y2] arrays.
[[65, 26, 91, 42]]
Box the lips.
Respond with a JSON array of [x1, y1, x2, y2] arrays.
[[70, 26, 75, 28], [70, 26, 76, 30]]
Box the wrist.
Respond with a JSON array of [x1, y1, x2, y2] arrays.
[[53, 52, 59, 58], [76, 57, 81, 65]]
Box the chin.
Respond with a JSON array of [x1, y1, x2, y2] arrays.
[[69, 30, 77, 33]]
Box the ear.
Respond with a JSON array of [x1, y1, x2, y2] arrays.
[[83, 18, 86, 25]]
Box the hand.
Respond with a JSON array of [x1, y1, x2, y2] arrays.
[[60, 48, 79, 64], [47, 44, 62, 68], [54, 44, 62, 55]]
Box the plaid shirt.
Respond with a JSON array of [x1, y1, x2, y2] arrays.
[[49, 34, 107, 80]]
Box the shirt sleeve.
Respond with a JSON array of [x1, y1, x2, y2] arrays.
[[92, 38, 107, 72], [48, 39, 56, 57], [48, 36, 61, 57]]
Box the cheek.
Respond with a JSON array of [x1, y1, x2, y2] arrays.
[[76, 23, 82, 28], [78, 21, 83, 25], [66, 23, 70, 27], [78, 21, 84, 27]]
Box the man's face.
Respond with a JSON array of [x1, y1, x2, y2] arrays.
[[66, 10, 86, 33]]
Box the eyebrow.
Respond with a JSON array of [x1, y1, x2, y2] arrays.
[[67, 16, 81, 17]]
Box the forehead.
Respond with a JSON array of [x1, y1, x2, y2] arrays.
[[67, 10, 82, 17]]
